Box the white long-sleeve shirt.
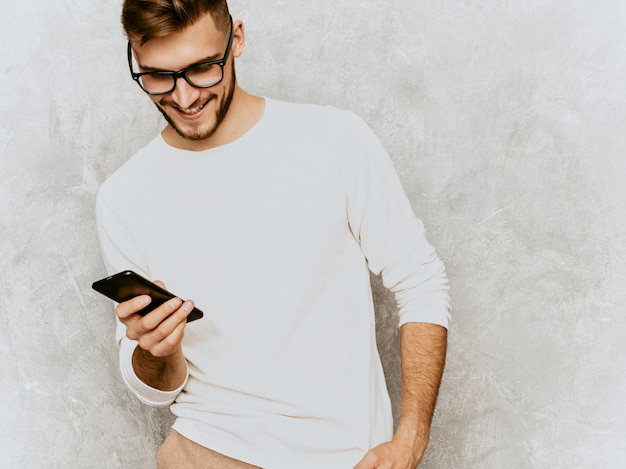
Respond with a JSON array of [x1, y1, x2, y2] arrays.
[[96, 98, 450, 469]]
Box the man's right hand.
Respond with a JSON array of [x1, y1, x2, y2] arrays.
[[116, 280, 193, 390]]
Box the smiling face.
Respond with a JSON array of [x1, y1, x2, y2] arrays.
[[130, 13, 243, 149]]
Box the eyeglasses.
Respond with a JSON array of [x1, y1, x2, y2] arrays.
[[127, 18, 234, 95]]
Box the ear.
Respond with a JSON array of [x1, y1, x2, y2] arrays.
[[231, 19, 246, 58]]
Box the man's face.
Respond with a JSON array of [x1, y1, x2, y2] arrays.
[[130, 13, 236, 145]]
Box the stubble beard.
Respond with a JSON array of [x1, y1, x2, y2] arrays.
[[156, 64, 237, 142]]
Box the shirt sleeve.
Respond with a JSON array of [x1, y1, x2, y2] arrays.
[[96, 182, 189, 407], [341, 113, 451, 328]]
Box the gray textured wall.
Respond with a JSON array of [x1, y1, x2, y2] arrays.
[[1, 1, 625, 468]]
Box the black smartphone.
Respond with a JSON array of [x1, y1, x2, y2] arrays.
[[92, 270, 203, 322]]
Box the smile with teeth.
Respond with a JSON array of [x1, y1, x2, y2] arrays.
[[179, 103, 206, 115]]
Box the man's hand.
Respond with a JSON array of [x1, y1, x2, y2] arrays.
[[116, 280, 193, 390], [353, 438, 424, 469]]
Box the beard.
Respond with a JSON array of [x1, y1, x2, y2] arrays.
[[155, 63, 237, 142]]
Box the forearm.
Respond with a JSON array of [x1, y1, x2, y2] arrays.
[[394, 322, 447, 458], [132, 345, 188, 392]]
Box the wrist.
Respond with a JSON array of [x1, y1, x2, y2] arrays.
[[393, 414, 430, 457], [132, 345, 187, 391]]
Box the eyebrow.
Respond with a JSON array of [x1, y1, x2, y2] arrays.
[[137, 53, 223, 73]]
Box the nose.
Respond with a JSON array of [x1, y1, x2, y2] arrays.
[[170, 76, 201, 109]]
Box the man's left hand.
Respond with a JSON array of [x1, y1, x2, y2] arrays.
[[352, 440, 423, 469]]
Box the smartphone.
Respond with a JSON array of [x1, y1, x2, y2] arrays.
[[92, 270, 203, 322]]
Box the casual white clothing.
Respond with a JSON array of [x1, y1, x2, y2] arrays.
[[96, 98, 450, 468]]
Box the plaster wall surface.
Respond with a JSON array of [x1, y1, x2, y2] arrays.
[[1, 1, 625, 468]]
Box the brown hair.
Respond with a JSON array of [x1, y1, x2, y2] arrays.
[[122, 0, 231, 44]]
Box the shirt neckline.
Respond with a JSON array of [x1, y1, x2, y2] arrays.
[[158, 97, 271, 155]]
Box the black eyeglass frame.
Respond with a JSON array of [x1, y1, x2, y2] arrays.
[[127, 17, 234, 95]]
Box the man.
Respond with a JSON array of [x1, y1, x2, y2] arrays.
[[96, 1, 450, 467]]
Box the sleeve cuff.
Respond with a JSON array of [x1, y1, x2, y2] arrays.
[[398, 310, 451, 329], [119, 337, 188, 407]]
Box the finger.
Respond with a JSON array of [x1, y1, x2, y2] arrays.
[[142, 299, 193, 337], [149, 320, 187, 358], [136, 300, 193, 349], [153, 280, 165, 288], [124, 297, 181, 341], [137, 297, 184, 333], [116, 294, 151, 320]]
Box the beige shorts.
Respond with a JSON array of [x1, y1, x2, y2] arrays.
[[156, 430, 262, 469]]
